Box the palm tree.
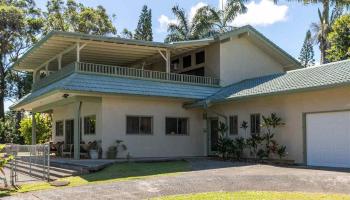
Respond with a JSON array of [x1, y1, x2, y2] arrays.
[[273, 0, 349, 64], [310, 6, 343, 63], [165, 6, 198, 42], [192, 0, 248, 36]]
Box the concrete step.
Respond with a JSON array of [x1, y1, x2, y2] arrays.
[[16, 160, 78, 175]]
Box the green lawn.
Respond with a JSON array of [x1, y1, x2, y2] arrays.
[[1, 161, 190, 197], [153, 191, 350, 200]]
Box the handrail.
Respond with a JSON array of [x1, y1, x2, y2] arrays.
[[76, 62, 220, 86], [32, 62, 220, 91]]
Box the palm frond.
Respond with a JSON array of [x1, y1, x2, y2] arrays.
[[171, 5, 189, 36]]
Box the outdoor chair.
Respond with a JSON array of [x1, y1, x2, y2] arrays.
[[61, 144, 73, 158]]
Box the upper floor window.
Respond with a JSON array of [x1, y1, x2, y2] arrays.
[[55, 121, 64, 136], [195, 51, 205, 65], [183, 55, 192, 68], [126, 116, 153, 135], [229, 115, 238, 135], [166, 117, 188, 135], [250, 114, 260, 135], [84, 115, 96, 135]]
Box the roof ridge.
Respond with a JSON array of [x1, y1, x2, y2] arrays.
[[286, 59, 350, 73]]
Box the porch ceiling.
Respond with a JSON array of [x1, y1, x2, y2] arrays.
[[13, 31, 213, 71]]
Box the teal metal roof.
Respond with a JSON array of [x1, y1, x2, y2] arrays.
[[12, 73, 220, 109], [187, 60, 350, 108]]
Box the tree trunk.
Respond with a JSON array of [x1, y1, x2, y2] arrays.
[[0, 53, 5, 121], [321, 0, 330, 64]]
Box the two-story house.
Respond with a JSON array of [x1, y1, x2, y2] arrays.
[[11, 25, 350, 168]]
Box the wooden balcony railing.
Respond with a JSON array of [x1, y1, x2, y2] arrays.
[[32, 62, 220, 91]]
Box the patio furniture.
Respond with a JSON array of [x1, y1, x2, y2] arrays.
[[61, 144, 73, 158]]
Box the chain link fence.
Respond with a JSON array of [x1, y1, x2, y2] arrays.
[[4, 144, 50, 185]]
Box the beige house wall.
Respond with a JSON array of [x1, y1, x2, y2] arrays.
[[100, 96, 206, 158], [219, 36, 285, 86], [51, 101, 102, 143], [209, 86, 350, 164]]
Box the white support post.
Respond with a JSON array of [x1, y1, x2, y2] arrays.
[[33, 70, 37, 83], [166, 50, 171, 73], [32, 113, 36, 145], [45, 64, 49, 75], [76, 42, 80, 62], [58, 54, 62, 70], [73, 101, 82, 160]]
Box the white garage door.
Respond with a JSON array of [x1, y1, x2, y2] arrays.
[[306, 111, 350, 168]]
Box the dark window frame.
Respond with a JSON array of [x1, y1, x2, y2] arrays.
[[126, 116, 153, 135], [165, 117, 189, 135], [250, 114, 261, 135], [183, 55, 192, 68], [84, 115, 96, 135], [229, 115, 238, 135], [195, 51, 205, 65], [55, 121, 64, 136]]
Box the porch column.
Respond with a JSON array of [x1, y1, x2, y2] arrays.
[[73, 101, 82, 160], [166, 50, 171, 73], [32, 112, 36, 145]]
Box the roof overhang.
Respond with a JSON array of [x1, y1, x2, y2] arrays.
[[12, 31, 214, 71]]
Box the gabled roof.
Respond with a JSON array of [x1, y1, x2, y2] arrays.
[[11, 73, 220, 110], [186, 60, 350, 108], [13, 25, 299, 71]]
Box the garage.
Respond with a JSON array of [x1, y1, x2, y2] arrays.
[[306, 111, 350, 168]]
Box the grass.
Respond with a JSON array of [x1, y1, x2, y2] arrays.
[[1, 161, 190, 196], [153, 191, 350, 200]]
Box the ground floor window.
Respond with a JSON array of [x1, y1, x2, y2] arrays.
[[84, 115, 96, 135], [166, 117, 188, 135], [229, 115, 238, 135], [55, 121, 64, 136], [250, 113, 261, 135], [126, 116, 153, 134]]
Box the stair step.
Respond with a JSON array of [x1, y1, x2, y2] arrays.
[[16, 160, 78, 174], [12, 162, 75, 178], [13, 166, 59, 181]]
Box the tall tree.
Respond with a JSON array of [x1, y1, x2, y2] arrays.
[[193, 0, 247, 36], [0, 0, 43, 123], [134, 5, 153, 41], [299, 30, 315, 67], [326, 14, 350, 62], [44, 0, 116, 35], [273, 0, 349, 64], [165, 5, 199, 42]]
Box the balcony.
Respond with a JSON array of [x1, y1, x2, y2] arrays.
[[32, 62, 221, 91]]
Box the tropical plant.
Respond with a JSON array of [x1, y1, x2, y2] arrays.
[[193, 0, 247, 36], [326, 14, 350, 62], [43, 0, 116, 35], [299, 30, 315, 67], [277, 145, 287, 159], [240, 120, 248, 137], [134, 5, 153, 41], [216, 121, 234, 160], [19, 113, 52, 144], [234, 137, 245, 160], [261, 113, 284, 158], [246, 134, 264, 158], [107, 140, 127, 159], [165, 5, 200, 42], [0, 144, 14, 187]]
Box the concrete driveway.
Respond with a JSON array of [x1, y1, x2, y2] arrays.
[[4, 159, 350, 200]]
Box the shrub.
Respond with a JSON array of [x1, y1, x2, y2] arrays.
[[19, 113, 52, 144]]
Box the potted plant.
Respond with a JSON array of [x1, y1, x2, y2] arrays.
[[107, 140, 127, 159], [89, 140, 101, 159]]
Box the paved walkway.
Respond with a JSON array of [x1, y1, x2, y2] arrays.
[[4, 159, 350, 200]]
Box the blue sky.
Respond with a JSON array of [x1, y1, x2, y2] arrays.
[[5, 0, 323, 110], [34, 0, 322, 61]]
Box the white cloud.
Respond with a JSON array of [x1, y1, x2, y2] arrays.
[[189, 2, 207, 22], [157, 2, 207, 33], [158, 14, 178, 33], [231, 0, 288, 27]]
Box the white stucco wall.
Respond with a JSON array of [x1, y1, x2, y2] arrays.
[[101, 96, 206, 158], [220, 36, 285, 86], [51, 101, 102, 143], [209, 86, 350, 164]]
